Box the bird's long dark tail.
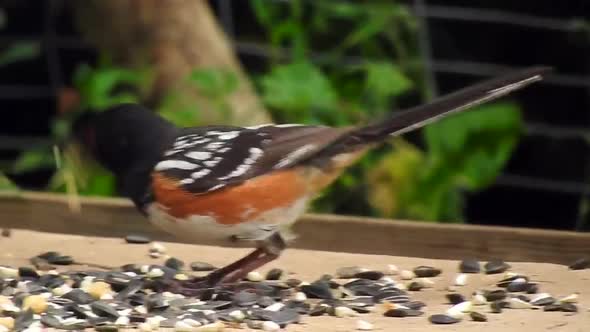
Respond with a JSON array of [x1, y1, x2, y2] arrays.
[[349, 66, 552, 144]]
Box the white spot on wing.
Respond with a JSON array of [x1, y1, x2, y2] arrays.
[[206, 142, 225, 150], [180, 178, 195, 185], [245, 147, 263, 165], [218, 131, 239, 140], [245, 123, 274, 129], [191, 169, 212, 179], [207, 184, 225, 192], [155, 160, 198, 171], [185, 151, 212, 160], [219, 164, 250, 180], [204, 157, 222, 167], [275, 124, 304, 128], [274, 144, 316, 169]]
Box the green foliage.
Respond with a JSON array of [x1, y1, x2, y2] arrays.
[[0, 42, 40, 67], [1, 1, 524, 224], [369, 103, 523, 222], [12, 148, 55, 174], [73, 60, 147, 111], [0, 172, 18, 192], [250, 0, 524, 221], [260, 61, 338, 123], [159, 68, 240, 127]]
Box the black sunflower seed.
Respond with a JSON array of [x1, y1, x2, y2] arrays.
[[526, 283, 539, 294], [115, 278, 143, 301], [15, 309, 34, 330], [484, 260, 511, 274], [490, 300, 507, 313], [40, 315, 62, 328], [95, 325, 119, 332], [232, 290, 259, 307], [354, 271, 384, 280], [408, 282, 424, 291], [284, 278, 301, 288], [470, 312, 487, 322], [91, 301, 120, 318], [300, 281, 333, 299], [189, 261, 216, 272], [459, 259, 481, 273], [446, 293, 466, 305], [63, 289, 95, 304], [568, 257, 590, 270], [146, 293, 169, 312], [270, 308, 301, 326], [560, 303, 578, 312], [48, 255, 74, 265], [120, 264, 142, 274], [336, 266, 364, 279], [413, 266, 442, 278], [543, 303, 562, 311], [69, 304, 89, 319], [429, 314, 459, 324], [496, 275, 527, 288], [265, 268, 283, 281], [384, 308, 423, 317], [256, 295, 276, 308], [18, 267, 39, 279], [531, 296, 555, 306], [309, 304, 329, 316], [124, 234, 151, 244], [405, 301, 427, 310], [507, 281, 529, 292], [484, 290, 507, 302], [37, 251, 61, 260], [164, 257, 184, 271]]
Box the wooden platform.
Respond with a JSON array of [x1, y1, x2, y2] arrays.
[[1, 191, 588, 265]]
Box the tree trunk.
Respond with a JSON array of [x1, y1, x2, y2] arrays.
[[71, 0, 271, 125]]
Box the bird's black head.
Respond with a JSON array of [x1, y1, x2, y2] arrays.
[[72, 103, 177, 176]]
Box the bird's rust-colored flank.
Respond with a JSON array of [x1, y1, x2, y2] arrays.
[[151, 170, 309, 225]]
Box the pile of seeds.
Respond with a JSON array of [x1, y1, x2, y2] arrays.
[[0, 241, 585, 331], [425, 257, 583, 325], [0, 249, 424, 332]]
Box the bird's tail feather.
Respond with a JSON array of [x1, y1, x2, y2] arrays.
[[350, 66, 552, 143]]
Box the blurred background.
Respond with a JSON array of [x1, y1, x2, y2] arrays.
[[0, 1, 588, 231]]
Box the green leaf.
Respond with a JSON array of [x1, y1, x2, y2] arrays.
[[0, 42, 40, 67], [12, 148, 55, 174], [260, 61, 338, 115], [0, 172, 18, 191], [251, 0, 279, 27], [340, 10, 391, 49], [364, 62, 413, 100], [73, 64, 144, 110], [188, 69, 239, 98], [159, 106, 201, 127], [79, 170, 116, 196], [424, 102, 523, 190]]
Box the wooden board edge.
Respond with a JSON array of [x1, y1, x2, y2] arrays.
[[0, 191, 588, 265]]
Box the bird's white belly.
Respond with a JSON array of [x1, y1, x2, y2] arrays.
[[145, 196, 309, 243]]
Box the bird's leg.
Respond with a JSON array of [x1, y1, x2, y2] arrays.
[[171, 233, 286, 295], [219, 232, 286, 283]]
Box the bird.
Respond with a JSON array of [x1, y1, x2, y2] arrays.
[[71, 66, 551, 292]]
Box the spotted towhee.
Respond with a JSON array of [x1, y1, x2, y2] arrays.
[[72, 66, 551, 290]]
